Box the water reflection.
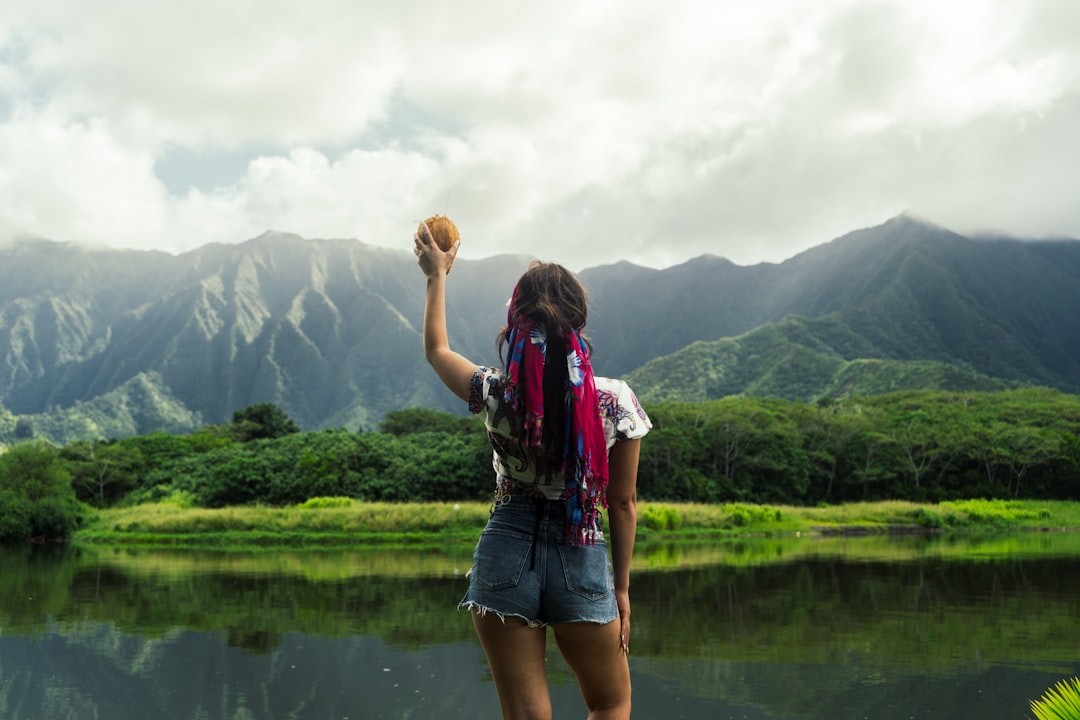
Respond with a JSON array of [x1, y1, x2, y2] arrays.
[[1, 535, 1078, 719]]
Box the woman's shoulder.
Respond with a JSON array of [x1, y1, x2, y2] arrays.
[[595, 375, 629, 393], [595, 376, 652, 439], [594, 376, 642, 403]]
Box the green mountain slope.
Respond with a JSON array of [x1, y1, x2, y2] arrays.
[[0, 372, 200, 446], [1, 215, 1079, 445], [584, 215, 1080, 390], [626, 315, 1020, 405], [590, 215, 1080, 397]]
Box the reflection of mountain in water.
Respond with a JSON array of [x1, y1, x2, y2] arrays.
[[1, 541, 1079, 719], [0, 629, 496, 719]]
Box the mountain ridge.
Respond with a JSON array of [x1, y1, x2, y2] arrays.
[[1, 215, 1078, 445], [585, 215, 1080, 387]]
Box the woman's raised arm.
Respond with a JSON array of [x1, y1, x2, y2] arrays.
[[415, 226, 476, 402]]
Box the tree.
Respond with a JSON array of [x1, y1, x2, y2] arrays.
[[61, 440, 144, 506], [13, 417, 33, 440], [848, 429, 896, 501], [379, 408, 475, 436], [1000, 426, 1059, 498], [638, 425, 711, 501], [0, 442, 72, 502], [888, 410, 939, 490], [729, 401, 810, 503], [699, 399, 786, 500], [232, 403, 300, 441], [795, 402, 872, 501], [0, 441, 82, 541]]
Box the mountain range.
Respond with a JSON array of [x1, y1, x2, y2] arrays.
[[2, 214, 1078, 444]]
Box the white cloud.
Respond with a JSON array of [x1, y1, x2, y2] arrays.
[[6, 1, 404, 148], [0, 0, 1078, 268], [0, 109, 167, 245]]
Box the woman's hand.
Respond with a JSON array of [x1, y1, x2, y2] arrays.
[[616, 588, 631, 653], [414, 221, 460, 278]]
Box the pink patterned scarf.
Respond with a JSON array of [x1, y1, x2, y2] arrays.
[[503, 293, 609, 544]]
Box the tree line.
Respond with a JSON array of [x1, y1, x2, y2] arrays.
[[639, 388, 1080, 504], [2, 389, 1080, 542]]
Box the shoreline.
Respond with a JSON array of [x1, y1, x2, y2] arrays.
[[68, 498, 1080, 549]]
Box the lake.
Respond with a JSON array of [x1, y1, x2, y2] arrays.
[[1, 532, 1079, 719]]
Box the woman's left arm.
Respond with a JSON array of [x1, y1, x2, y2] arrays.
[[416, 227, 477, 402], [606, 438, 641, 653]]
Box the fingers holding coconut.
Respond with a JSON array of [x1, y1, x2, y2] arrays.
[[416, 241, 459, 278]]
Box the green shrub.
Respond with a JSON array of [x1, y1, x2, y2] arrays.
[[0, 442, 84, 542], [28, 497, 80, 538], [913, 508, 943, 529], [640, 505, 682, 531], [131, 487, 197, 509], [0, 441, 71, 501], [0, 490, 32, 542], [940, 499, 1040, 527], [300, 496, 354, 509], [721, 503, 780, 528]]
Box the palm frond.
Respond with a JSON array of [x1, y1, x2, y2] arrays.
[[1031, 677, 1080, 720]]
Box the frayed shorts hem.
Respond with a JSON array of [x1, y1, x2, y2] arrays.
[[458, 600, 618, 629], [458, 601, 547, 628]]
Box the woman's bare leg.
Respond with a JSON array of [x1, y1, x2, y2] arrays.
[[472, 611, 552, 720], [552, 619, 631, 719]]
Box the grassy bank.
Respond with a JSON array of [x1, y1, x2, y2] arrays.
[[72, 497, 1080, 548]]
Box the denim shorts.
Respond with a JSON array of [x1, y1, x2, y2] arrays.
[[459, 495, 617, 627]]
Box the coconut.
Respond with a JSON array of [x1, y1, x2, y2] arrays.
[[419, 215, 460, 252], [419, 215, 459, 273]]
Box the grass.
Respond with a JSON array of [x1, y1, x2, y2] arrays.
[[73, 498, 1080, 548], [76, 499, 490, 547]]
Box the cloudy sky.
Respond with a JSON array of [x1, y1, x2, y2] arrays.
[[1, 0, 1078, 270]]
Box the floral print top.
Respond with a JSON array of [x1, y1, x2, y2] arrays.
[[468, 366, 652, 500]]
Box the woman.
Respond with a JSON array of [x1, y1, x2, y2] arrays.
[[414, 224, 651, 719]]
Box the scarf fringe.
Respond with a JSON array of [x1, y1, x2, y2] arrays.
[[562, 452, 608, 545]]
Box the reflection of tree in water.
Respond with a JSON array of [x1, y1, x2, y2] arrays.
[[2, 542, 1080, 720], [629, 555, 1080, 720], [5, 543, 1080, 664], [632, 555, 1080, 668], [0, 544, 81, 633], [227, 627, 281, 654]]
